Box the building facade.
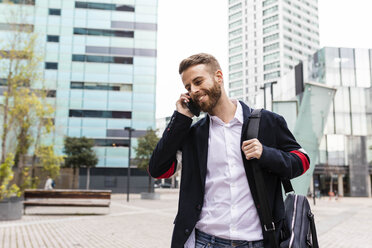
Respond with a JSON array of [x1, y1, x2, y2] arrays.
[[0, 0, 158, 190], [228, 0, 319, 107], [270, 47, 372, 197]]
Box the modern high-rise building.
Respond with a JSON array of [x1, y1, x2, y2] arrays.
[[0, 0, 158, 190], [228, 0, 319, 107]]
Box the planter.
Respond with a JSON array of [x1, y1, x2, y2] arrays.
[[0, 197, 22, 221], [140, 192, 160, 200]]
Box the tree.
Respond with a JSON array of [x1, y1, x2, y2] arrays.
[[134, 128, 159, 193], [63, 137, 98, 189], [36, 145, 64, 180], [0, 1, 56, 188]]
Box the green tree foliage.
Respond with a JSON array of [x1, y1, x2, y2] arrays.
[[0, 153, 20, 200], [36, 145, 64, 180], [134, 128, 159, 192], [63, 137, 98, 189]]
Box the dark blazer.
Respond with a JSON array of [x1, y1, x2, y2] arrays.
[[149, 101, 309, 248]]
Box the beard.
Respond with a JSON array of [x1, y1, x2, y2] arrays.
[[193, 79, 222, 114]]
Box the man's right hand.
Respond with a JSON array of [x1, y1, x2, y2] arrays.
[[176, 93, 194, 118]]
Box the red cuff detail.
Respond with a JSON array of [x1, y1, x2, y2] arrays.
[[156, 162, 176, 179], [290, 150, 310, 174]]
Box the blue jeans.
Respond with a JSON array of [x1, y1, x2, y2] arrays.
[[195, 229, 264, 248]]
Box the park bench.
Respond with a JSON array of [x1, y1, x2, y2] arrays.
[[23, 189, 111, 215]]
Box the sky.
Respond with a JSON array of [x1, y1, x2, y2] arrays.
[[155, 0, 372, 118]]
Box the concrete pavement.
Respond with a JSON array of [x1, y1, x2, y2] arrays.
[[0, 189, 371, 247]]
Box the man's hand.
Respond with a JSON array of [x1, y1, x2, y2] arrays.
[[176, 93, 194, 118], [242, 138, 263, 160]]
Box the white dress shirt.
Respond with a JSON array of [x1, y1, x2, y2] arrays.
[[194, 100, 263, 241]]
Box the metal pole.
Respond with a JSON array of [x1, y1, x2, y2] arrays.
[[125, 127, 133, 202]]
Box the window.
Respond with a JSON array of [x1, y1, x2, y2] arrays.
[[262, 0, 277, 7], [229, 62, 242, 71], [263, 52, 279, 62], [49, 8, 61, 16], [46, 90, 56, 97], [74, 28, 134, 38], [264, 61, 280, 71], [229, 71, 242, 80], [94, 139, 129, 147], [1, 0, 35, 5], [69, 110, 132, 119], [263, 6, 278, 16], [75, 2, 135, 12], [229, 45, 242, 54], [229, 28, 242, 38], [47, 35, 59, 42], [70, 82, 132, 91], [264, 71, 280, 80], [229, 19, 242, 29], [229, 80, 243, 89], [229, 11, 242, 21], [263, 33, 278, 43], [263, 42, 279, 52], [229, 36, 242, 46], [229, 89, 243, 97], [263, 24, 278, 34], [229, 54, 242, 63], [229, 3, 241, 13], [229, 0, 239, 4], [263, 15, 278, 25], [72, 55, 133, 64], [0, 23, 33, 32], [45, 62, 58, 69]]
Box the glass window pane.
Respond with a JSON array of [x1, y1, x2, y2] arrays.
[[325, 48, 341, 86], [354, 48, 371, 87], [340, 48, 356, 87]]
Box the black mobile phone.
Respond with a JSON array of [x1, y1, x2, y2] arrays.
[[186, 98, 201, 117]]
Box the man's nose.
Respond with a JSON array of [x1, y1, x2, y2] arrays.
[[190, 85, 199, 94]]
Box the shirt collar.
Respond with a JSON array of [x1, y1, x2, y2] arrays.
[[208, 99, 244, 126]]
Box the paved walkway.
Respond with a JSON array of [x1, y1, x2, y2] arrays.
[[0, 190, 371, 247]]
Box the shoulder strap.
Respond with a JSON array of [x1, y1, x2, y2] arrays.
[[247, 108, 278, 248]]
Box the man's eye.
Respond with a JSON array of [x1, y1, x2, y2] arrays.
[[195, 81, 201, 85]]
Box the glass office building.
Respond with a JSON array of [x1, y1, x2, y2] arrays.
[[308, 47, 372, 197], [270, 47, 372, 197], [0, 0, 158, 171]]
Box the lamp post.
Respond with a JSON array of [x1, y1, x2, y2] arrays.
[[124, 126, 135, 202]]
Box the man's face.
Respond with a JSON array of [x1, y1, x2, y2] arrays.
[[181, 64, 222, 114]]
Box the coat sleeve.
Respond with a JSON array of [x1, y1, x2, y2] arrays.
[[258, 115, 310, 179], [149, 111, 192, 179]]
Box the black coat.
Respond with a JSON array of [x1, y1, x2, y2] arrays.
[[149, 102, 309, 248]]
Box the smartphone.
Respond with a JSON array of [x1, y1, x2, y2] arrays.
[[186, 97, 201, 117]]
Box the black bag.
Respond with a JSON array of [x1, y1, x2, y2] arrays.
[[247, 109, 319, 248], [280, 193, 318, 248]]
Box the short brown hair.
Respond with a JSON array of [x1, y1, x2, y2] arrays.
[[179, 53, 221, 75]]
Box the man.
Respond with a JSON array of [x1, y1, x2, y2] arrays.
[[149, 53, 309, 248]]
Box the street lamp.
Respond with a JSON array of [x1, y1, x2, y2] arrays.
[[124, 126, 135, 202]]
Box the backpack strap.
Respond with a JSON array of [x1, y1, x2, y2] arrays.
[[247, 108, 279, 248]]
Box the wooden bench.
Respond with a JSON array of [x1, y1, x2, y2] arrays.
[[23, 189, 111, 215]]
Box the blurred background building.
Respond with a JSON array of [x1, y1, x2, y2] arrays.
[[227, 0, 320, 107], [0, 0, 158, 192], [268, 47, 372, 197]]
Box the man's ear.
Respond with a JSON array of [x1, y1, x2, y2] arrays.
[[215, 70, 223, 84]]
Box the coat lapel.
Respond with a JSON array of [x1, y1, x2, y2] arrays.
[[195, 115, 210, 191]]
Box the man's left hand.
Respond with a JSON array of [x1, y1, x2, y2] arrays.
[[242, 138, 263, 160]]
